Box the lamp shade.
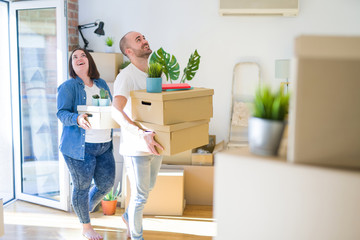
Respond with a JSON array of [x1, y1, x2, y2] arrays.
[[275, 59, 290, 79], [94, 21, 105, 36]]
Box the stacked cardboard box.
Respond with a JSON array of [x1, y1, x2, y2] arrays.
[[131, 87, 214, 156]]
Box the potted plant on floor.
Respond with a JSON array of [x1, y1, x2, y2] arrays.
[[104, 36, 114, 53], [248, 85, 290, 156], [146, 62, 163, 93], [101, 182, 121, 215], [99, 88, 110, 106]]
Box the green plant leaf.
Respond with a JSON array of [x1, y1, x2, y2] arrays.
[[150, 48, 180, 83], [181, 49, 201, 83]]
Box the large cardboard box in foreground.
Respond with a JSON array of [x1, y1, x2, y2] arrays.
[[125, 169, 185, 215], [288, 36, 360, 168], [0, 199, 4, 237], [131, 88, 214, 125], [77, 105, 120, 129], [137, 120, 209, 156]]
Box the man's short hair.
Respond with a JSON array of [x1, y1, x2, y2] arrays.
[[119, 31, 134, 57]]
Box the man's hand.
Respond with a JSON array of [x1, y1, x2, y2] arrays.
[[77, 114, 91, 130], [142, 131, 164, 155]]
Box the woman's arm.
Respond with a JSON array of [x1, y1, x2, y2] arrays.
[[56, 83, 79, 126]]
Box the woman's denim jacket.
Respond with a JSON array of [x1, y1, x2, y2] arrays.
[[57, 76, 113, 160]]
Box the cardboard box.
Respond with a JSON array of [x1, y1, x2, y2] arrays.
[[89, 52, 122, 82], [77, 105, 120, 129], [184, 165, 214, 205], [0, 198, 4, 237], [288, 36, 360, 168], [161, 165, 214, 205], [137, 120, 209, 156], [192, 141, 225, 166], [125, 169, 185, 215], [162, 149, 192, 165], [131, 88, 214, 125]]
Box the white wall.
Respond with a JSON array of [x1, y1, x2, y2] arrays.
[[78, 0, 360, 143]]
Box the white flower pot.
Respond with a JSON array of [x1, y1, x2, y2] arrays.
[[105, 46, 113, 53]]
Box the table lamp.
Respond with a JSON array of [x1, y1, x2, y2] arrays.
[[78, 21, 105, 52]]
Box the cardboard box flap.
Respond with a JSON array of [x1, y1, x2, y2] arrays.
[[77, 105, 112, 112], [130, 88, 214, 101], [137, 119, 209, 132], [296, 36, 360, 59]]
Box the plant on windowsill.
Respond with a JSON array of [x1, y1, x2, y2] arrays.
[[104, 36, 114, 53], [149, 47, 200, 83], [101, 182, 121, 215], [92, 94, 100, 106], [146, 62, 163, 93], [99, 88, 110, 106], [248, 85, 290, 156]]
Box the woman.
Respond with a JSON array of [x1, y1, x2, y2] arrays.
[[57, 48, 115, 240]]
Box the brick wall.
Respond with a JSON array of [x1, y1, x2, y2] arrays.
[[67, 0, 78, 51]]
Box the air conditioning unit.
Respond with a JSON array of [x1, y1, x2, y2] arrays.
[[219, 0, 299, 16]]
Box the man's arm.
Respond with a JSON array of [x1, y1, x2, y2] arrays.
[[112, 95, 163, 155]]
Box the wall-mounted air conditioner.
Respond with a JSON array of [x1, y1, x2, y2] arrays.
[[219, 0, 299, 16]]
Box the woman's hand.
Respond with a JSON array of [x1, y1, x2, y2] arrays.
[[77, 114, 91, 130], [141, 131, 164, 155]]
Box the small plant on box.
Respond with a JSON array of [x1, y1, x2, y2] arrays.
[[147, 62, 163, 78], [248, 85, 290, 156], [100, 88, 109, 99], [253, 85, 290, 121], [150, 47, 200, 83], [105, 36, 114, 47]]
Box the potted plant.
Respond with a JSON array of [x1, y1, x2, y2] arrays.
[[149, 47, 200, 83], [146, 62, 163, 93], [248, 85, 290, 156], [104, 36, 114, 53], [99, 88, 110, 106], [119, 60, 131, 73], [92, 94, 100, 106], [101, 182, 121, 215]]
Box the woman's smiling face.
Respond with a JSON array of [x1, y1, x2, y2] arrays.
[[71, 49, 89, 76]]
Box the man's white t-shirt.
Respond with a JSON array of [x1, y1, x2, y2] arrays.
[[113, 63, 150, 156]]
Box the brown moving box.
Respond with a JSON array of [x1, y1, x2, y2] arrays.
[[77, 105, 120, 129], [288, 36, 360, 168], [192, 141, 225, 166], [131, 88, 214, 125], [137, 120, 209, 156], [125, 169, 185, 215]]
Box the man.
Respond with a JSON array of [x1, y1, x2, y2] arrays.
[[112, 31, 164, 240]]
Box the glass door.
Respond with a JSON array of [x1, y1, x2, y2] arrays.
[[10, 0, 69, 211], [0, 0, 15, 205]]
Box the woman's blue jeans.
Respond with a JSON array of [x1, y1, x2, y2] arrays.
[[63, 141, 115, 224], [123, 155, 162, 240]]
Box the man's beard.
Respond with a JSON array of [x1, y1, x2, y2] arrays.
[[132, 45, 152, 58]]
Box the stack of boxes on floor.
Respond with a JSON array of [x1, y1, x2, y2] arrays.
[[126, 87, 214, 215]]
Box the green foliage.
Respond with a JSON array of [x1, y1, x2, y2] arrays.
[[105, 37, 114, 47], [92, 94, 100, 99], [120, 60, 131, 70], [150, 47, 201, 83], [253, 85, 290, 121], [149, 47, 180, 83], [103, 183, 121, 201], [100, 88, 109, 99], [181, 50, 200, 83], [147, 62, 163, 78]]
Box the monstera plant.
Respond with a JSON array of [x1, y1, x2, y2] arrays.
[[149, 47, 200, 83]]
